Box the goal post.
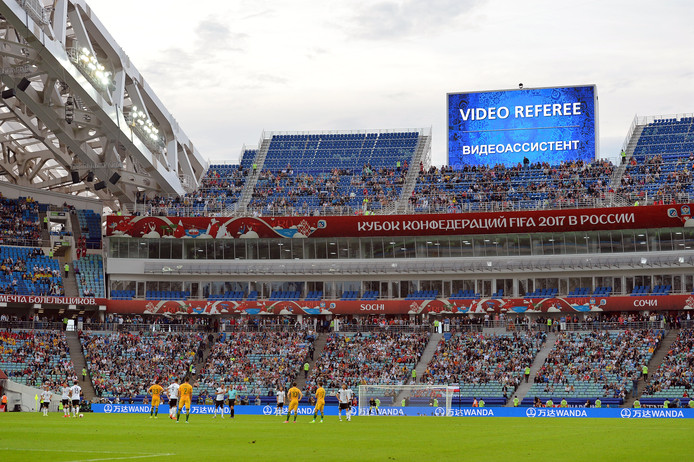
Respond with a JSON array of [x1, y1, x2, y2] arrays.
[[357, 384, 455, 417]]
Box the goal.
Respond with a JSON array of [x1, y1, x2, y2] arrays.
[[357, 384, 455, 417]]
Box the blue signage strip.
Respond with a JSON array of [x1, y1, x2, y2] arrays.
[[448, 85, 597, 167], [91, 404, 693, 419]]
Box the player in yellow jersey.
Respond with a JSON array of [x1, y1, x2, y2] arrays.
[[284, 382, 303, 423], [310, 381, 326, 423], [148, 379, 164, 419], [177, 376, 194, 423]]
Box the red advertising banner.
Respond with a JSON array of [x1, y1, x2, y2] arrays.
[[0, 294, 98, 306], [103, 294, 694, 316], [106, 204, 694, 239]]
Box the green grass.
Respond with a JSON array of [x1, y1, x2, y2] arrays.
[[1, 413, 693, 461]]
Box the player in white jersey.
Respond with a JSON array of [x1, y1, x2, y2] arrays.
[[276, 386, 286, 415], [336, 384, 354, 421], [71, 383, 82, 417], [213, 383, 227, 419], [60, 382, 71, 417], [40, 384, 52, 417], [167, 379, 180, 419]]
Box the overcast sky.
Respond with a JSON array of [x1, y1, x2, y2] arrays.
[[86, 0, 693, 166]]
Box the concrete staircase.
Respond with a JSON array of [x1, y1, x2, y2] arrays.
[[59, 255, 79, 297], [295, 332, 329, 391], [509, 332, 557, 406], [610, 124, 644, 191], [395, 131, 432, 213], [39, 211, 50, 246], [624, 329, 678, 407], [66, 330, 97, 401], [228, 136, 272, 215]]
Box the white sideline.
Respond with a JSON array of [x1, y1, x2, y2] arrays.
[[0, 448, 175, 461]]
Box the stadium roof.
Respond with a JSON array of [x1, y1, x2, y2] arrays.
[[0, 0, 207, 209]]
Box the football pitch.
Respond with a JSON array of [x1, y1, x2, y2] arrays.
[[1, 413, 692, 461]]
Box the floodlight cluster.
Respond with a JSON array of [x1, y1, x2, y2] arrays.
[[129, 106, 160, 142], [74, 47, 112, 87]]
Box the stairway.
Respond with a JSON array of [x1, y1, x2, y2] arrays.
[[39, 211, 50, 246], [624, 329, 678, 407], [66, 331, 97, 401], [610, 124, 644, 192], [295, 332, 329, 391], [395, 131, 432, 213], [509, 331, 557, 406], [228, 136, 272, 215], [59, 255, 79, 297]]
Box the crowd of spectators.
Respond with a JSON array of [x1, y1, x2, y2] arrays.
[[0, 196, 41, 246], [0, 330, 76, 388], [136, 166, 248, 216], [0, 247, 64, 296], [618, 154, 693, 203], [420, 332, 546, 391], [306, 331, 429, 394], [533, 330, 663, 399], [410, 159, 615, 212], [249, 164, 408, 214], [80, 331, 205, 398], [197, 330, 312, 397], [643, 329, 694, 397]]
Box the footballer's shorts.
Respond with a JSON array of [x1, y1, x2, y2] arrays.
[[179, 398, 191, 411], [339, 402, 350, 410], [41, 402, 50, 410], [215, 399, 224, 408], [288, 400, 299, 412], [314, 400, 325, 412], [228, 399, 235, 406], [62, 399, 70, 407], [151, 396, 160, 407], [71, 399, 80, 407], [168, 398, 177, 407]]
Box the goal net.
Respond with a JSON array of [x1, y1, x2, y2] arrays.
[[357, 384, 455, 417]]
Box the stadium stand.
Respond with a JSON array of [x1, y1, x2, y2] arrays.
[[0, 196, 43, 247], [248, 132, 419, 214], [74, 254, 105, 297], [421, 331, 547, 405], [642, 329, 694, 403], [306, 331, 429, 396], [197, 330, 311, 400], [76, 209, 102, 249], [618, 117, 694, 204], [0, 330, 76, 388], [410, 159, 615, 212], [80, 331, 205, 399], [524, 330, 664, 405], [0, 246, 63, 296]]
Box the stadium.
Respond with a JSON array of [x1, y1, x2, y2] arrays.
[[0, 0, 693, 460]]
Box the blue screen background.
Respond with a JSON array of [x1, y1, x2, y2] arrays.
[[448, 86, 596, 167]]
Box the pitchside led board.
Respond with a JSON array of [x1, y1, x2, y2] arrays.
[[448, 85, 598, 167]]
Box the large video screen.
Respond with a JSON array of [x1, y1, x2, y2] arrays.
[[448, 85, 597, 167]]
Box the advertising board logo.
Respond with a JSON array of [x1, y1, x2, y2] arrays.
[[667, 208, 678, 218], [525, 408, 537, 418], [262, 405, 273, 415], [434, 407, 446, 416], [620, 409, 631, 419], [104, 404, 113, 413], [682, 206, 690, 216]]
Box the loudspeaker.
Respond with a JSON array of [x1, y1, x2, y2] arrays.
[[17, 78, 30, 92], [109, 172, 121, 185], [86, 171, 94, 182], [1, 89, 15, 99], [94, 181, 106, 191], [70, 171, 80, 184]]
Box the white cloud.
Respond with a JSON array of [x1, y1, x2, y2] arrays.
[[84, 0, 694, 165]]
